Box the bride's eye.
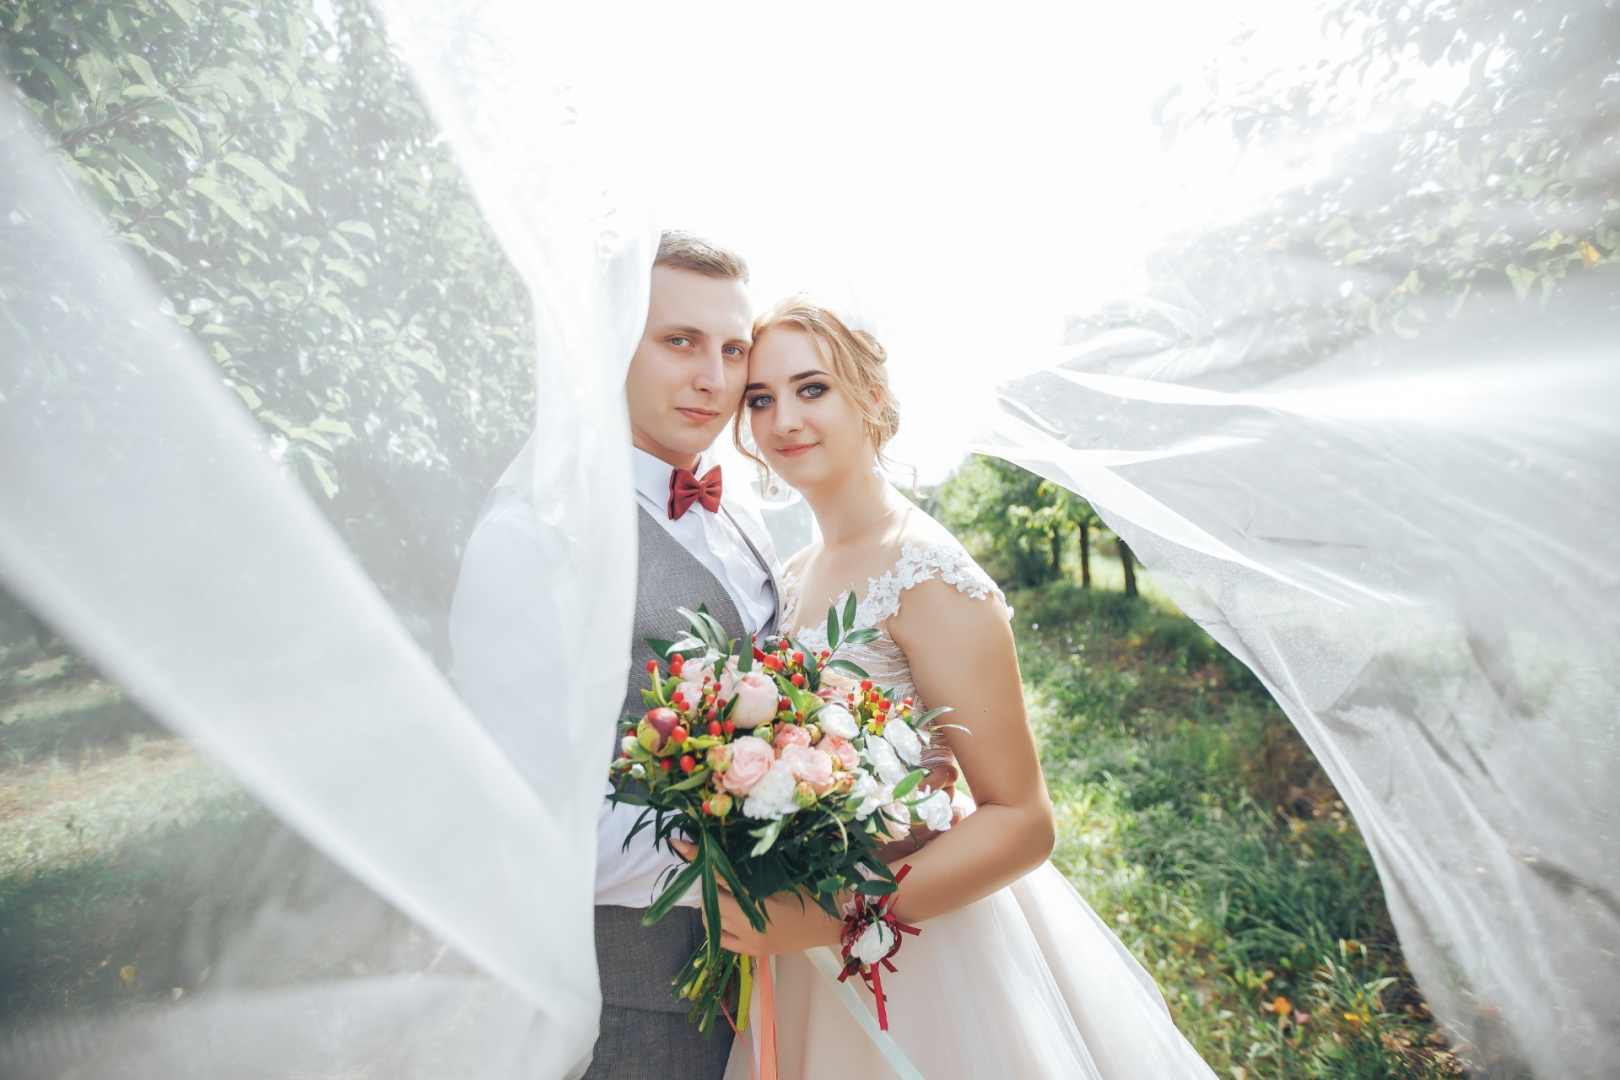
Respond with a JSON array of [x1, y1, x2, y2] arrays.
[[746, 393, 774, 409], [797, 383, 828, 400]]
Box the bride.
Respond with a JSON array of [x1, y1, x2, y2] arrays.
[[708, 298, 1217, 1080]]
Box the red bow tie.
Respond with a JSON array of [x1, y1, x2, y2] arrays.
[[668, 465, 723, 520]]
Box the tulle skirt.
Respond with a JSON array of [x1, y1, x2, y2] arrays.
[[726, 863, 1216, 1080]]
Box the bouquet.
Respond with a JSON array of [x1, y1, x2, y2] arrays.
[[608, 599, 956, 1034]]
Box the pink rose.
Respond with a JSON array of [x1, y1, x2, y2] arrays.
[[727, 669, 779, 729], [823, 735, 859, 772], [780, 744, 834, 791], [774, 725, 811, 752], [721, 736, 774, 796]]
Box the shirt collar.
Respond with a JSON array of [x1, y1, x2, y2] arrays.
[[632, 447, 713, 509]]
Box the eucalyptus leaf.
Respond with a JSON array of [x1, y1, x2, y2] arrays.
[[843, 627, 880, 645], [842, 589, 858, 631], [855, 877, 898, 896], [826, 603, 841, 651], [825, 658, 870, 679]]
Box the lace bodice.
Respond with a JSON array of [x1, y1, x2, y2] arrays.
[[782, 543, 1007, 772]]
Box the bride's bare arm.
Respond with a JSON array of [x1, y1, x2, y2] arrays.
[[880, 577, 1054, 925]]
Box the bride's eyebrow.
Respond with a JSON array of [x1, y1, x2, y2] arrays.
[[789, 370, 828, 382]]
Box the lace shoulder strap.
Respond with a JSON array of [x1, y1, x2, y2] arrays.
[[862, 542, 1006, 625]]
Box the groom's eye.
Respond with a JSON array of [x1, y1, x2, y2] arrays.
[[668, 335, 690, 347], [723, 344, 745, 359]]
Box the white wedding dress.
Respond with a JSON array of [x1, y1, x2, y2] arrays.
[[726, 541, 1217, 1080]]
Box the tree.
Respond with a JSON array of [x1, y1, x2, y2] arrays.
[[1073, 0, 1620, 377], [5, 0, 536, 651], [933, 455, 1103, 590]]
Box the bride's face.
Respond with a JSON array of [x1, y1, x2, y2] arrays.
[[746, 326, 872, 490]]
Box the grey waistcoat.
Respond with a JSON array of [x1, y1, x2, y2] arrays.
[[618, 506, 777, 725], [597, 505, 776, 1018]]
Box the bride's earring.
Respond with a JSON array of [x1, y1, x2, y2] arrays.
[[870, 464, 882, 478]]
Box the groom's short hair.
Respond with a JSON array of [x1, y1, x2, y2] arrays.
[[655, 230, 750, 284]]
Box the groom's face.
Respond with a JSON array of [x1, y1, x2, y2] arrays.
[[626, 265, 753, 468]]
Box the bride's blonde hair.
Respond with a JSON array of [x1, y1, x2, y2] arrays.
[[735, 297, 901, 476]]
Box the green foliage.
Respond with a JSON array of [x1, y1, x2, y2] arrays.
[[932, 454, 1102, 588], [4, 0, 536, 637], [1019, 582, 1461, 1079], [1114, 0, 1620, 368]]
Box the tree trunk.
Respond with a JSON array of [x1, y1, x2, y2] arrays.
[[1050, 528, 1063, 580], [1079, 525, 1092, 588], [1119, 538, 1138, 598]]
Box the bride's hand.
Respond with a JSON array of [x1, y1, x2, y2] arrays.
[[669, 838, 844, 956]]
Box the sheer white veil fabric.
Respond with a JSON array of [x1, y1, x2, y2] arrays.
[[0, 0, 650, 1068], [983, 281, 1620, 1076]]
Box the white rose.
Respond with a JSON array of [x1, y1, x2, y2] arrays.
[[850, 921, 895, 965], [816, 703, 858, 739], [912, 788, 954, 832], [862, 735, 908, 785], [743, 761, 800, 820], [883, 719, 923, 767]]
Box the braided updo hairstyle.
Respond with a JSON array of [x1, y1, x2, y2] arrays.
[[736, 297, 901, 475]]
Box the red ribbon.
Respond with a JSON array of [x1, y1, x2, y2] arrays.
[[837, 863, 921, 1030], [668, 465, 723, 520]]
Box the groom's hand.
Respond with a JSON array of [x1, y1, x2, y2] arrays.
[[669, 838, 843, 956]]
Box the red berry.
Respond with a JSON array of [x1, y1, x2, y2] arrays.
[[722, 721, 736, 735], [702, 799, 711, 814], [680, 754, 696, 773], [708, 720, 722, 736], [646, 660, 659, 673], [879, 698, 891, 711], [779, 697, 793, 711], [660, 758, 673, 770], [792, 651, 805, 665], [671, 725, 688, 744], [902, 697, 914, 707], [790, 672, 805, 688], [860, 679, 873, 691]]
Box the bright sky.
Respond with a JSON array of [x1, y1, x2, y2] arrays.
[[533, 1, 1345, 481]]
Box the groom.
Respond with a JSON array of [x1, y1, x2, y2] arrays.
[[450, 232, 779, 1079]]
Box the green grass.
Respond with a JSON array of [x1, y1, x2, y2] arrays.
[[1019, 581, 1462, 1080]]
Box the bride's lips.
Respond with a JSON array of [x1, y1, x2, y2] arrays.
[[774, 442, 817, 458], [676, 407, 720, 424]]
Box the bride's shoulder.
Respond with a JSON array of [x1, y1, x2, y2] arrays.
[[881, 508, 1007, 611]]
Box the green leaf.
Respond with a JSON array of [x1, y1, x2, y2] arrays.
[[640, 688, 662, 710], [842, 589, 858, 632], [644, 637, 675, 660], [223, 152, 283, 206], [699, 836, 722, 961], [843, 627, 880, 645], [668, 767, 711, 791], [336, 219, 376, 241], [826, 603, 841, 652], [163, 0, 197, 22], [855, 878, 897, 896], [229, 383, 261, 409], [642, 853, 704, 926], [190, 177, 252, 228], [308, 417, 354, 437], [825, 658, 870, 680], [748, 817, 786, 857], [891, 768, 928, 801], [912, 706, 954, 727]]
